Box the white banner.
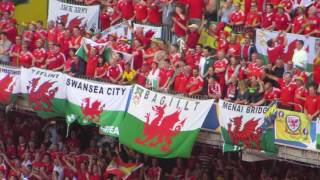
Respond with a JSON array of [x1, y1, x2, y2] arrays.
[[256, 29, 320, 67], [133, 23, 162, 39], [48, 0, 100, 32], [101, 22, 132, 40]]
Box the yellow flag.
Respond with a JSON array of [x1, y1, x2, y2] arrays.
[[198, 29, 218, 49], [275, 109, 311, 143]]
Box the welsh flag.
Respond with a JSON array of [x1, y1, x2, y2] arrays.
[[65, 76, 131, 137], [20, 67, 67, 118], [218, 100, 278, 154], [104, 158, 143, 179], [0, 65, 21, 105], [255, 29, 315, 72], [120, 85, 214, 158], [76, 38, 111, 62]]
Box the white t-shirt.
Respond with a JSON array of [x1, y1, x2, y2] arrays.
[[292, 48, 308, 68]]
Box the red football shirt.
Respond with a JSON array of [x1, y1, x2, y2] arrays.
[[19, 51, 33, 68], [292, 15, 305, 34], [267, 44, 285, 64], [264, 87, 280, 101], [188, 76, 204, 94], [230, 11, 245, 24], [174, 72, 190, 93], [274, 13, 291, 31], [245, 12, 261, 26], [159, 68, 174, 88], [173, 14, 187, 37], [293, 86, 308, 111], [304, 96, 320, 115], [32, 48, 47, 68], [184, 0, 204, 19], [47, 52, 66, 70], [86, 54, 99, 77], [134, 2, 148, 22], [147, 4, 161, 25], [261, 12, 274, 28], [278, 79, 297, 106], [107, 64, 123, 80], [117, 0, 134, 20]]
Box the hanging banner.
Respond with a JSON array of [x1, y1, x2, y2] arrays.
[[65, 76, 131, 137], [255, 29, 320, 71], [0, 65, 21, 105], [275, 109, 320, 151], [101, 21, 132, 40], [120, 85, 214, 158], [133, 23, 162, 39], [218, 100, 278, 154], [20, 67, 67, 118], [47, 0, 100, 32]]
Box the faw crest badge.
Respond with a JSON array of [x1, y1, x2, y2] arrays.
[[286, 115, 301, 132]]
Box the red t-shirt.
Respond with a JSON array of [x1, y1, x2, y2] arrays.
[[107, 64, 123, 80], [147, 4, 161, 24], [261, 12, 274, 28], [136, 70, 149, 87], [208, 82, 221, 96], [117, 0, 134, 20], [292, 15, 306, 34], [86, 54, 99, 77], [278, 79, 297, 106], [184, 0, 204, 19], [228, 43, 241, 57], [217, 39, 229, 54], [267, 44, 285, 64], [188, 76, 204, 94], [0, 1, 14, 12], [264, 87, 280, 102], [32, 48, 47, 68], [47, 28, 57, 42], [95, 64, 108, 78], [134, 2, 148, 22], [47, 52, 66, 70], [100, 12, 111, 30], [313, 64, 320, 84], [173, 14, 187, 37], [186, 31, 200, 49], [10, 44, 21, 65], [214, 59, 228, 79], [245, 12, 261, 26], [304, 96, 320, 115], [174, 73, 190, 93], [274, 13, 291, 31], [19, 51, 33, 68], [293, 86, 308, 111], [230, 11, 245, 24], [3, 25, 17, 43], [159, 68, 174, 88], [303, 16, 319, 35]]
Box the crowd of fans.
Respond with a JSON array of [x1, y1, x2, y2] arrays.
[[0, 0, 319, 120], [0, 111, 316, 180], [0, 0, 319, 179]]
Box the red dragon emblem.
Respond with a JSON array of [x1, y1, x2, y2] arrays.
[[0, 74, 15, 104], [57, 14, 86, 30], [81, 98, 105, 124], [227, 116, 263, 149], [27, 77, 58, 112], [135, 105, 186, 152]]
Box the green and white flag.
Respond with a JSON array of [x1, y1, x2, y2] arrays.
[[218, 100, 278, 154], [20, 67, 67, 118], [120, 85, 214, 158], [65, 76, 131, 137], [0, 65, 21, 105], [76, 38, 111, 62]]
